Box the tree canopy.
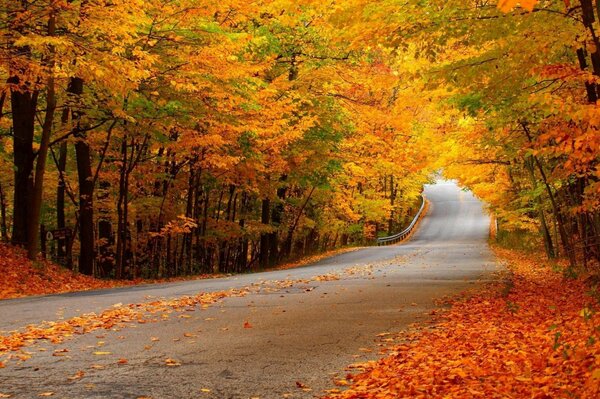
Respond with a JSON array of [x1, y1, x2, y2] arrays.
[[0, 0, 597, 277]]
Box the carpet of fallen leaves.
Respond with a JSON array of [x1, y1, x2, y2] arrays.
[[0, 289, 243, 366], [0, 243, 362, 300], [0, 243, 229, 300], [0, 254, 401, 367], [0, 243, 128, 299], [323, 247, 600, 399]]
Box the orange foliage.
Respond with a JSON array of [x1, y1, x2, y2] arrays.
[[0, 243, 122, 299], [324, 247, 600, 398], [0, 243, 222, 299]]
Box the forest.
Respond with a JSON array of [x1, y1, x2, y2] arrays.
[[1, 1, 600, 398], [0, 0, 598, 279]]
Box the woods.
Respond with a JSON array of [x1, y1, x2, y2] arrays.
[[432, 0, 600, 269], [0, 0, 432, 278], [1, 2, 600, 398], [0, 0, 598, 279]]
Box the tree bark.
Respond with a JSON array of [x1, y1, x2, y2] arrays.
[[27, 12, 57, 260], [0, 183, 8, 242], [259, 198, 270, 268], [10, 77, 37, 247], [68, 77, 95, 275]]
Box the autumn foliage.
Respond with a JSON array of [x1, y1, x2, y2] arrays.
[[0, 0, 599, 396], [0, 0, 433, 279], [323, 247, 600, 398], [0, 242, 118, 299]]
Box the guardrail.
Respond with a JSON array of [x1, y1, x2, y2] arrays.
[[376, 196, 426, 246]]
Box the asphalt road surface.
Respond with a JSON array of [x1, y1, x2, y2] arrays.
[[0, 180, 499, 399]]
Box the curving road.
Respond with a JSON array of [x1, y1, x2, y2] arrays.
[[0, 180, 499, 399]]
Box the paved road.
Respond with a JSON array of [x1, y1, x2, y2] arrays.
[[0, 180, 499, 398]]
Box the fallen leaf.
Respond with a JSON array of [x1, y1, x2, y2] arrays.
[[165, 358, 181, 366], [68, 371, 85, 381], [92, 351, 111, 356], [244, 321, 252, 329], [38, 393, 54, 397], [117, 358, 128, 364]]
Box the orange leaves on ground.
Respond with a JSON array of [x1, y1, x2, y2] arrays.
[[0, 243, 221, 300], [164, 358, 181, 367], [243, 321, 252, 329], [67, 371, 85, 381], [0, 289, 243, 362], [324, 247, 600, 399], [313, 274, 341, 282], [0, 244, 120, 299]]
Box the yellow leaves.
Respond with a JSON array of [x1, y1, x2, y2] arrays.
[[37, 393, 54, 397], [164, 358, 181, 367], [92, 351, 112, 356], [334, 379, 349, 386], [313, 273, 340, 282]]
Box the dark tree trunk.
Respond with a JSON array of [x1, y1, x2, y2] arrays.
[[0, 183, 8, 241], [525, 158, 555, 258], [57, 141, 68, 259], [27, 13, 57, 260], [69, 77, 95, 275], [10, 77, 37, 247], [259, 198, 270, 268]]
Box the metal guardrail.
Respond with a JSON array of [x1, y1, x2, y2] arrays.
[[376, 196, 426, 246]]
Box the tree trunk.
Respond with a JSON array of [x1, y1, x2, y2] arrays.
[[10, 78, 38, 247], [259, 198, 270, 268], [27, 13, 57, 260], [0, 183, 8, 242], [525, 157, 555, 258], [56, 141, 68, 259], [69, 77, 95, 275], [281, 186, 315, 260], [116, 135, 127, 279]]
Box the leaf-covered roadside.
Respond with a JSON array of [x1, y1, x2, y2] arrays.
[[0, 243, 223, 299], [0, 243, 361, 300], [323, 247, 600, 398], [0, 254, 392, 367]]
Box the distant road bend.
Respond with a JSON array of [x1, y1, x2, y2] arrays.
[[0, 180, 499, 399]]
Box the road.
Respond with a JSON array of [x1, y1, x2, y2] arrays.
[[0, 180, 499, 399]]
